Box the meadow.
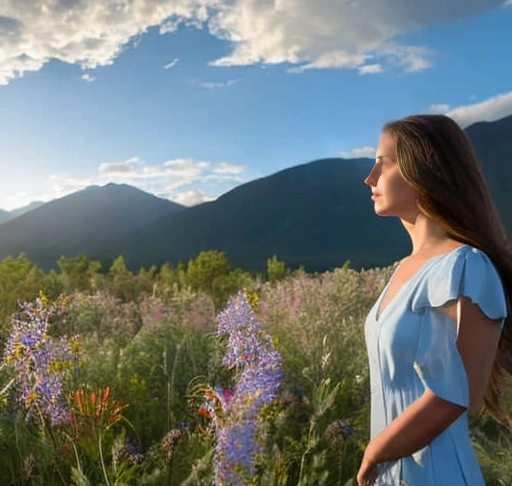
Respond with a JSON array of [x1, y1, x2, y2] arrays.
[[0, 253, 511, 485]]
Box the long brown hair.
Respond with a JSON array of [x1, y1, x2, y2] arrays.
[[383, 114, 512, 423]]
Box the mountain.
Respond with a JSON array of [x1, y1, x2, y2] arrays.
[[8, 201, 46, 220], [464, 115, 512, 227], [0, 210, 9, 225], [94, 114, 512, 272], [0, 184, 185, 270], [99, 157, 407, 272], [0, 114, 511, 272], [0, 202, 46, 224]]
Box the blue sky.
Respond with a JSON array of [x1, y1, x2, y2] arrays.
[[0, 0, 511, 211]]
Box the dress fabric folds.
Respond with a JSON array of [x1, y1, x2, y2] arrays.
[[364, 245, 507, 486]]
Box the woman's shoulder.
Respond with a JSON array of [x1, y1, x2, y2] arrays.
[[426, 243, 495, 274], [411, 244, 507, 319]]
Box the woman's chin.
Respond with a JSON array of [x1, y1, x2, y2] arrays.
[[373, 205, 392, 217]]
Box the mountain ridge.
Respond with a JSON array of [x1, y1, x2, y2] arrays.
[[0, 114, 511, 272]]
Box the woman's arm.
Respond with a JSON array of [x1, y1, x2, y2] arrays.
[[357, 297, 502, 485], [357, 389, 465, 485], [449, 297, 502, 414]]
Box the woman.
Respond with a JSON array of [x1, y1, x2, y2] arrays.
[[358, 114, 512, 486]]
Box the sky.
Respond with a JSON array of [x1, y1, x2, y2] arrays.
[[0, 0, 511, 211]]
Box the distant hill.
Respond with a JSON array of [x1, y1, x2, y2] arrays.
[[100, 157, 407, 272], [8, 201, 45, 220], [464, 115, 512, 230], [0, 114, 511, 272], [0, 210, 9, 225], [96, 114, 512, 272], [0, 202, 46, 223], [0, 184, 185, 270]]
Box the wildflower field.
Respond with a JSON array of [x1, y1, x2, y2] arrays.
[[0, 254, 511, 485]]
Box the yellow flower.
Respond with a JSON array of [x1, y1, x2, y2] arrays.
[[243, 289, 260, 311], [25, 389, 38, 407]]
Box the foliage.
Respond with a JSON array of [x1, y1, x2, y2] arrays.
[[0, 257, 510, 486], [266, 254, 288, 282]]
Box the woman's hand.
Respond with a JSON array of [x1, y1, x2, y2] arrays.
[[356, 454, 378, 486]]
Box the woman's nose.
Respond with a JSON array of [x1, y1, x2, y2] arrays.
[[364, 163, 379, 186]]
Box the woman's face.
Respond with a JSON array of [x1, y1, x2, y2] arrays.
[[364, 131, 419, 220]]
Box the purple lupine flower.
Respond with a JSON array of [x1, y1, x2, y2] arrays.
[[325, 419, 354, 448], [215, 420, 260, 484], [209, 291, 283, 486], [3, 298, 76, 426]]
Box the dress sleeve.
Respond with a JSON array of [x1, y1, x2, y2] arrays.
[[411, 246, 507, 406], [411, 246, 507, 319]]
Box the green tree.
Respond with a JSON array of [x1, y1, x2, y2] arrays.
[[186, 250, 232, 295], [134, 265, 158, 297], [57, 254, 102, 292], [0, 253, 47, 344], [154, 261, 188, 300], [211, 268, 254, 309], [108, 255, 137, 301], [267, 254, 287, 282]]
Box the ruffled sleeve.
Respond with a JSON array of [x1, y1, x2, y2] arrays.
[[411, 246, 507, 406], [411, 246, 507, 318]]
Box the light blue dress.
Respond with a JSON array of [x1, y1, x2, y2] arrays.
[[364, 245, 507, 485]]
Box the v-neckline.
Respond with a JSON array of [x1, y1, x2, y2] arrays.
[[375, 244, 468, 322]]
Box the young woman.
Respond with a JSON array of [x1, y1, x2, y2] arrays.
[[358, 114, 512, 486]]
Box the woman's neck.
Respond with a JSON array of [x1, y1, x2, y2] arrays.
[[400, 213, 456, 256]]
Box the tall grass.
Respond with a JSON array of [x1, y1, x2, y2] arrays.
[[0, 265, 511, 485]]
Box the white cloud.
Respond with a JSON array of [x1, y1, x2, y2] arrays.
[[43, 156, 249, 206], [382, 44, 434, 72], [47, 174, 99, 202], [188, 78, 240, 89], [358, 63, 383, 75], [287, 52, 368, 73], [12, 155, 247, 210], [167, 188, 216, 206], [164, 58, 179, 69], [340, 146, 376, 159], [339, 92, 512, 163], [207, 0, 500, 73], [81, 73, 96, 82], [445, 91, 512, 127], [0, 0, 215, 84], [99, 157, 141, 174], [429, 103, 451, 113], [213, 162, 245, 174], [0, 0, 504, 83]]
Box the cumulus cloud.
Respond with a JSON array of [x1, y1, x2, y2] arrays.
[[0, 0, 504, 83], [381, 44, 434, 72], [358, 63, 383, 75], [51, 155, 247, 205], [213, 162, 245, 174], [81, 73, 96, 82], [340, 146, 376, 159], [167, 188, 216, 206], [340, 92, 512, 162], [446, 91, 512, 128], [427, 91, 512, 128], [0, 0, 214, 84], [207, 0, 500, 72], [30, 155, 246, 208]]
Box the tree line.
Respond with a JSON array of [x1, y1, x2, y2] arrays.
[[0, 250, 294, 342]]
